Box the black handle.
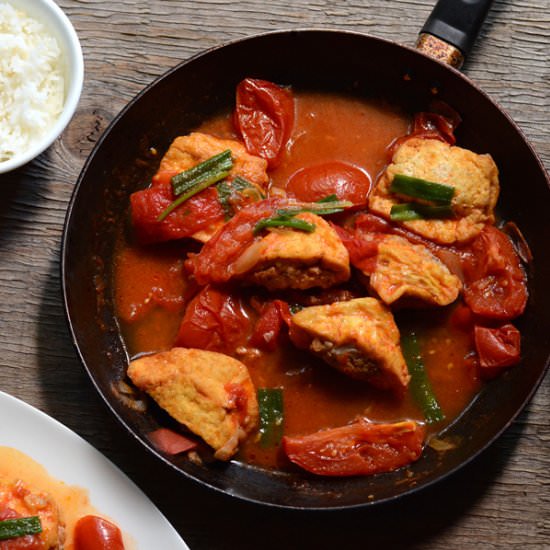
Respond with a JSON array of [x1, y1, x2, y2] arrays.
[[421, 0, 494, 58]]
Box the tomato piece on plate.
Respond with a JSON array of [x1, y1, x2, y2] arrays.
[[249, 299, 292, 351], [174, 285, 251, 352], [286, 161, 371, 204], [474, 324, 521, 371], [74, 515, 124, 550], [234, 78, 294, 169], [462, 225, 527, 320], [130, 181, 225, 244], [283, 419, 425, 477], [147, 428, 197, 455]]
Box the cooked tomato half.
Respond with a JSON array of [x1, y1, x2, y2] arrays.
[[234, 78, 294, 169], [286, 161, 371, 204], [130, 181, 224, 244], [474, 324, 521, 370], [73, 515, 124, 550], [175, 285, 251, 352], [283, 419, 425, 476], [462, 225, 528, 320]]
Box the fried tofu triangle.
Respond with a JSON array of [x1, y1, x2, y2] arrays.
[[289, 298, 410, 391], [370, 234, 462, 307], [127, 348, 259, 460], [369, 137, 499, 244]]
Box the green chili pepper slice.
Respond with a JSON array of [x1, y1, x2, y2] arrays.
[[258, 388, 284, 447], [0, 517, 42, 540], [390, 174, 455, 204], [401, 330, 445, 424]]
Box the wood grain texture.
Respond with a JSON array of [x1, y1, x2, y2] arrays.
[[0, 1, 548, 548]]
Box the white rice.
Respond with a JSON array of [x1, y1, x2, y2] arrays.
[[0, 2, 64, 163]]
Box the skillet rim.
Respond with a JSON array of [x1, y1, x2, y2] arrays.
[[61, 28, 550, 511]]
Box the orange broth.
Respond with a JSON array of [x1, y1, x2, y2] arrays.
[[113, 92, 481, 470]]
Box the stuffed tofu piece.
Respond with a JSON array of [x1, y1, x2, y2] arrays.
[[289, 298, 410, 391], [0, 479, 64, 549], [369, 137, 499, 244], [368, 234, 462, 307], [188, 206, 351, 291], [238, 212, 350, 290], [127, 348, 258, 460]]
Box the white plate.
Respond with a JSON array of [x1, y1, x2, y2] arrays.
[[0, 390, 190, 549]]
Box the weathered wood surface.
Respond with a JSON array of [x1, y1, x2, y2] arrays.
[[0, 0, 548, 548]]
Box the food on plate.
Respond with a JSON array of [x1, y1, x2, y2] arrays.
[[0, 2, 64, 163], [0, 447, 125, 549], [369, 137, 499, 244], [289, 298, 410, 391], [367, 234, 462, 307], [127, 348, 259, 460], [0, 479, 62, 549], [113, 79, 529, 477]]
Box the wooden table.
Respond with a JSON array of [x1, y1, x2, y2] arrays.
[[1, 1, 548, 548]]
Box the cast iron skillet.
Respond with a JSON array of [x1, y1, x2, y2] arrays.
[[62, 0, 550, 509]]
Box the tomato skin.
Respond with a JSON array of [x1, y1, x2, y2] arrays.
[[249, 299, 292, 351], [286, 161, 371, 204], [130, 181, 225, 244], [234, 78, 294, 169], [474, 324, 521, 371], [332, 224, 382, 275], [73, 516, 124, 550], [185, 198, 286, 285], [462, 226, 527, 320], [174, 285, 250, 353], [283, 420, 425, 477], [388, 108, 459, 159]]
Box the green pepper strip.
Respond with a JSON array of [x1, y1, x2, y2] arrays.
[[401, 330, 444, 424], [0, 517, 42, 540], [253, 216, 315, 235], [258, 388, 284, 447], [171, 149, 233, 195], [390, 174, 455, 204], [157, 150, 234, 222], [390, 203, 454, 221]]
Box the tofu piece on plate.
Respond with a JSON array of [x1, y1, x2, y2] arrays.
[[233, 211, 351, 290], [289, 297, 410, 391], [127, 348, 259, 460], [369, 137, 499, 244], [0, 479, 63, 549], [369, 234, 462, 307]]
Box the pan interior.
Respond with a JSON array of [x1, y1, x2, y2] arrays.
[[62, 30, 550, 509]]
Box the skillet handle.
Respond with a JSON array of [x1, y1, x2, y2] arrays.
[[417, 0, 494, 69]]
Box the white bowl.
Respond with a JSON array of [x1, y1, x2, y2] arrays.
[[0, 0, 84, 174]]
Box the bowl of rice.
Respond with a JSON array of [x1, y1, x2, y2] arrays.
[[0, 0, 84, 174]]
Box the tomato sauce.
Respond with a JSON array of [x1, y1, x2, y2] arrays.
[[113, 92, 481, 470]]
